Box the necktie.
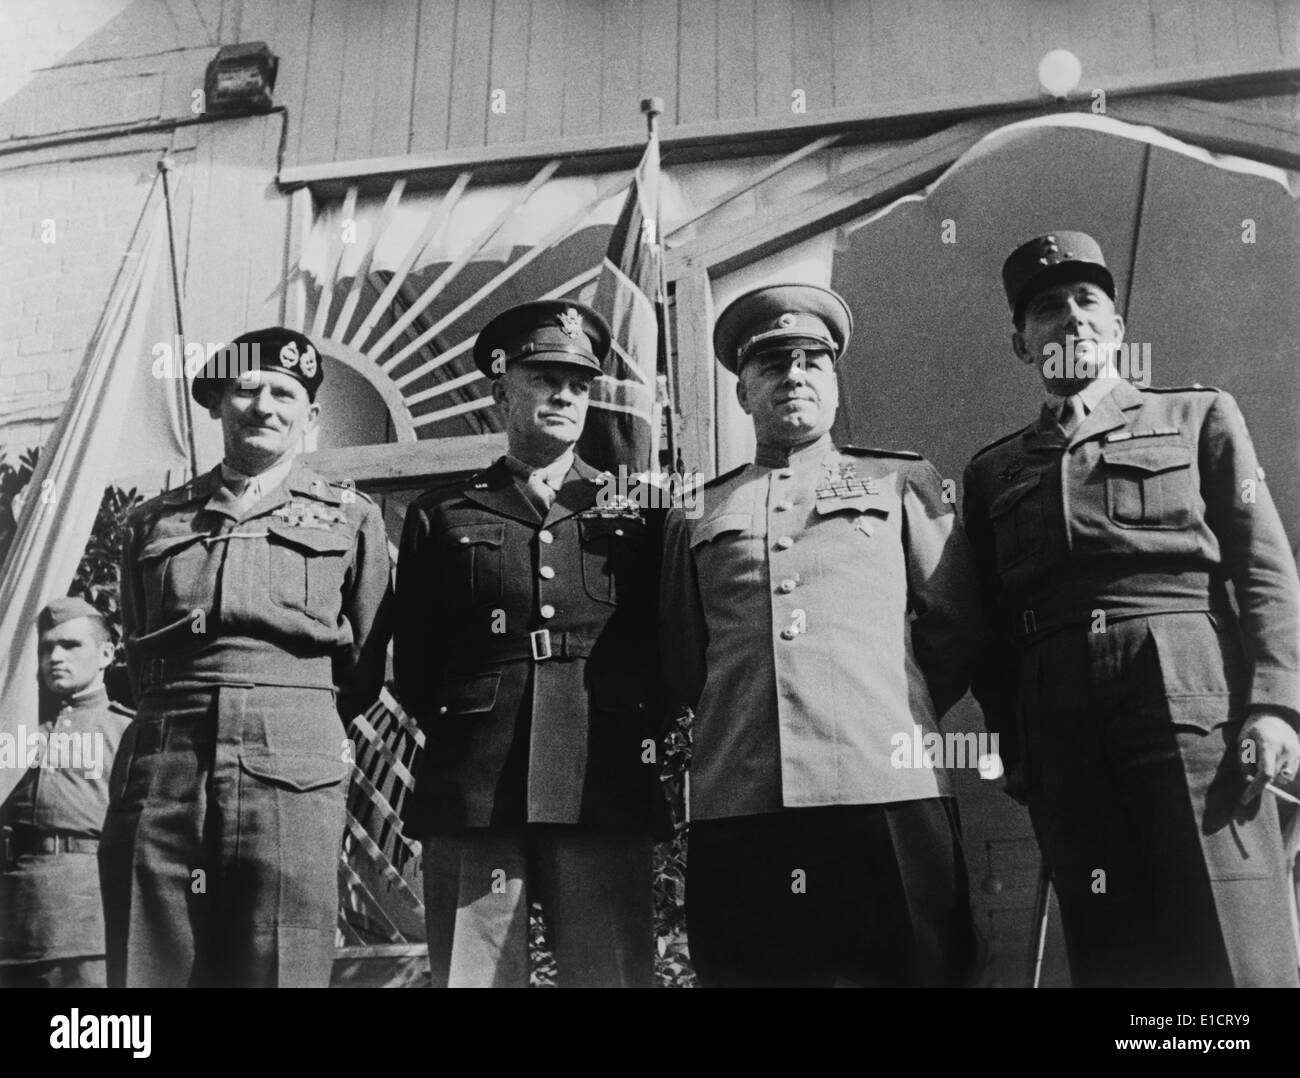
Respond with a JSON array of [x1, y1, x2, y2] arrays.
[[1058, 397, 1082, 437], [225, 473, 261, 511], [526, 471, 557, 512]]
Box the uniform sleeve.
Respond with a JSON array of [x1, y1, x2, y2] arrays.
[[901, 459, 985, 718], [335, 500, 393, 722], [659, 506, 708, 718], [392, 499, 444, 726], [960, 458, 1022, 764], [1200, 390, 1300, 724], [118, 511, 146, 703]]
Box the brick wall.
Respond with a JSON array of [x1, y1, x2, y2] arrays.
[[0, 149, 159, 454]]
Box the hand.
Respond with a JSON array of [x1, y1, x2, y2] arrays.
[[1237, 710, 1300, 805]]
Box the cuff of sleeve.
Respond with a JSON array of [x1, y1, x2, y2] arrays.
[[1249, 668, 1300, 730]]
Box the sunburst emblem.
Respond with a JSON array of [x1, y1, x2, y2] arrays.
[[559, 307, 584, 340]]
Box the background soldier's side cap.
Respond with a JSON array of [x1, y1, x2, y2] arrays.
[[472, 300, 611, 378], [1002, 231, 1115, 322], [712, 284, 853, 374], [37, 596, 107, 633], [192, 327, 324, 408]]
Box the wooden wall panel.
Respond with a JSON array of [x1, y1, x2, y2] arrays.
[[1150, 0, 1200, 69], [446, 0, 493, 150], [676, 0, 717, 125], [522, 0, 567, 141], [790, 0, 834, 116], [600, 0, 644, 134], [638, 0, 680, 122], [754, 0, 795, 118], [560, 0, 605, 135], [486, 0, 531, 146], [334, 0, 388, 162], [715, 0, 756, 122], [295, 0, 348, 165], [409, 0, 456, 154], [369, 0, 421, 158]]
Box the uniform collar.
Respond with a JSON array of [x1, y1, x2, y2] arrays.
[[220, 454, 297, 498], [754, 432, 835, 469], [465, 454, 602, 527], [502, 447, 575, 493], [1046, 375, 1122, 422], [60, 683, 108, 711], [1028, 378, 1144, 449]]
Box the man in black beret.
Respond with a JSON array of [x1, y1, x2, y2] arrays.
[[963, 231, 1300, 985], [1, 598, 131, 987], [394, 300, 667, 987], [101, 327, 392, 987]]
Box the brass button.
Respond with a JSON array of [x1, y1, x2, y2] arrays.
[[773, 501, 793, 512], [614, 528, 624, 537], [439, 706, 448, 715], [777, 579, 797, 594], [774, 536, 793, 550], [458, 536, 470, 544], [539, 604, 556, 619], [539, 529, 554, 544], [780, 627, 798, 640], [539, 566, 555, 579]]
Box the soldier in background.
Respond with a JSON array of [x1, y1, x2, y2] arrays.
[[963, 231, 1300, 986], [395, 301, 667, 988], [661, 284, 984, 987], [1, 598, 131, 988], [102, 328, 392, 987]]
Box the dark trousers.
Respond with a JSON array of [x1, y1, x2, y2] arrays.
[[0, 958, 105, 988], [686, 800, 977, 987], [1018, 612, 1300, 987], [99, 683, 349, 988], [421, 827, 654, 987]]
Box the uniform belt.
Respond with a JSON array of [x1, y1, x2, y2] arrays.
[[9, 829, 99, 856], [1012, 598, 1224, 643], [453, 630, 595, 664], [141, 651, 336, 690]]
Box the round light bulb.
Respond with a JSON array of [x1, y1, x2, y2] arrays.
[[1038, 49, 1082, 99]]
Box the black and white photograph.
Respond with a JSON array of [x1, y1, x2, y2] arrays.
[[0, 0, 1297, 1049]]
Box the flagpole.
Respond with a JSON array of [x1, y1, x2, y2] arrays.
[[641, 97, 680, 476], [158, 157, 199, 478]]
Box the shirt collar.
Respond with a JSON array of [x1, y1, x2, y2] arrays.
[[754, 432, 835, 469], [1051, 376, 1122, 419], [221, 454, 297, 496], [62, 683, 108, 711], [503, 448, 574, 490]]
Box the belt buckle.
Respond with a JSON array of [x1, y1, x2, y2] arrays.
[[1021, 609, 1037, 635], [530, 629, 552, 662]]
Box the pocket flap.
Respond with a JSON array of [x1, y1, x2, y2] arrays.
[[690, 513, 750, 548], [238, 751, 350, 791], [139, 532, 204, 562], [444, 523, 505, 550], [438, 672, 501, 716], [1100, 442, 1192, 475], [988, 472, 1042, 519], [266, 521, 354, 555]]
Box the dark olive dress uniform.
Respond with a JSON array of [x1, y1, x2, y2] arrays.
[[963, 234, 1300, 987], [1, 600, 130, 989], [395, 302, 666, 988], [661, 285, 984, 987], [101, 328, 392, 988]]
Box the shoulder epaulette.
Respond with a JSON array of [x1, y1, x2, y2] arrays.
[[839, 446, 922, 461], [328, 477, 375, 505], [704, 463, 747, 489], [970, 426, 1027, 461], [1139, 384, 1220, 394], [416, 473, 479, 505]]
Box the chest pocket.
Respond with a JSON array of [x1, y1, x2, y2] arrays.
[[1099, 442, 1195, 529], [578, 515, 644, 605], [137, 532, 209, 626], [689, 512, 762, 586], [988, 471, 1047, 571], [444, 522, 505, 606], [266, 522, 355, 624]]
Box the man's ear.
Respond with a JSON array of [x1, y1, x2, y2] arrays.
[[491, 378, 509, 407], [1011, 330, 1035, 367], [97, 641, 114, 671], [735, 373, 752, 415], [1112, 311, 1125, 341], [303, 401, 322, 435]]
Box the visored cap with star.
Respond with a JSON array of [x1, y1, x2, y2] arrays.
[[712, 284, 853, 375], [1001, 231, 1116, 324]]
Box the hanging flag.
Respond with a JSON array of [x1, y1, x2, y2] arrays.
[[0, 184, 188, 803], [578, 130, 663, 475]]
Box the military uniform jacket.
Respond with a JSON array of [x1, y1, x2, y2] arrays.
[[1, 685, 131, 963], [394, 456, 667, 835], [120, 461, 392, 718], [660, 434, 984, 820], [962, 380, 1300, 751]]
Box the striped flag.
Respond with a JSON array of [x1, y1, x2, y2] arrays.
[[578, 131, 664, 475]]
